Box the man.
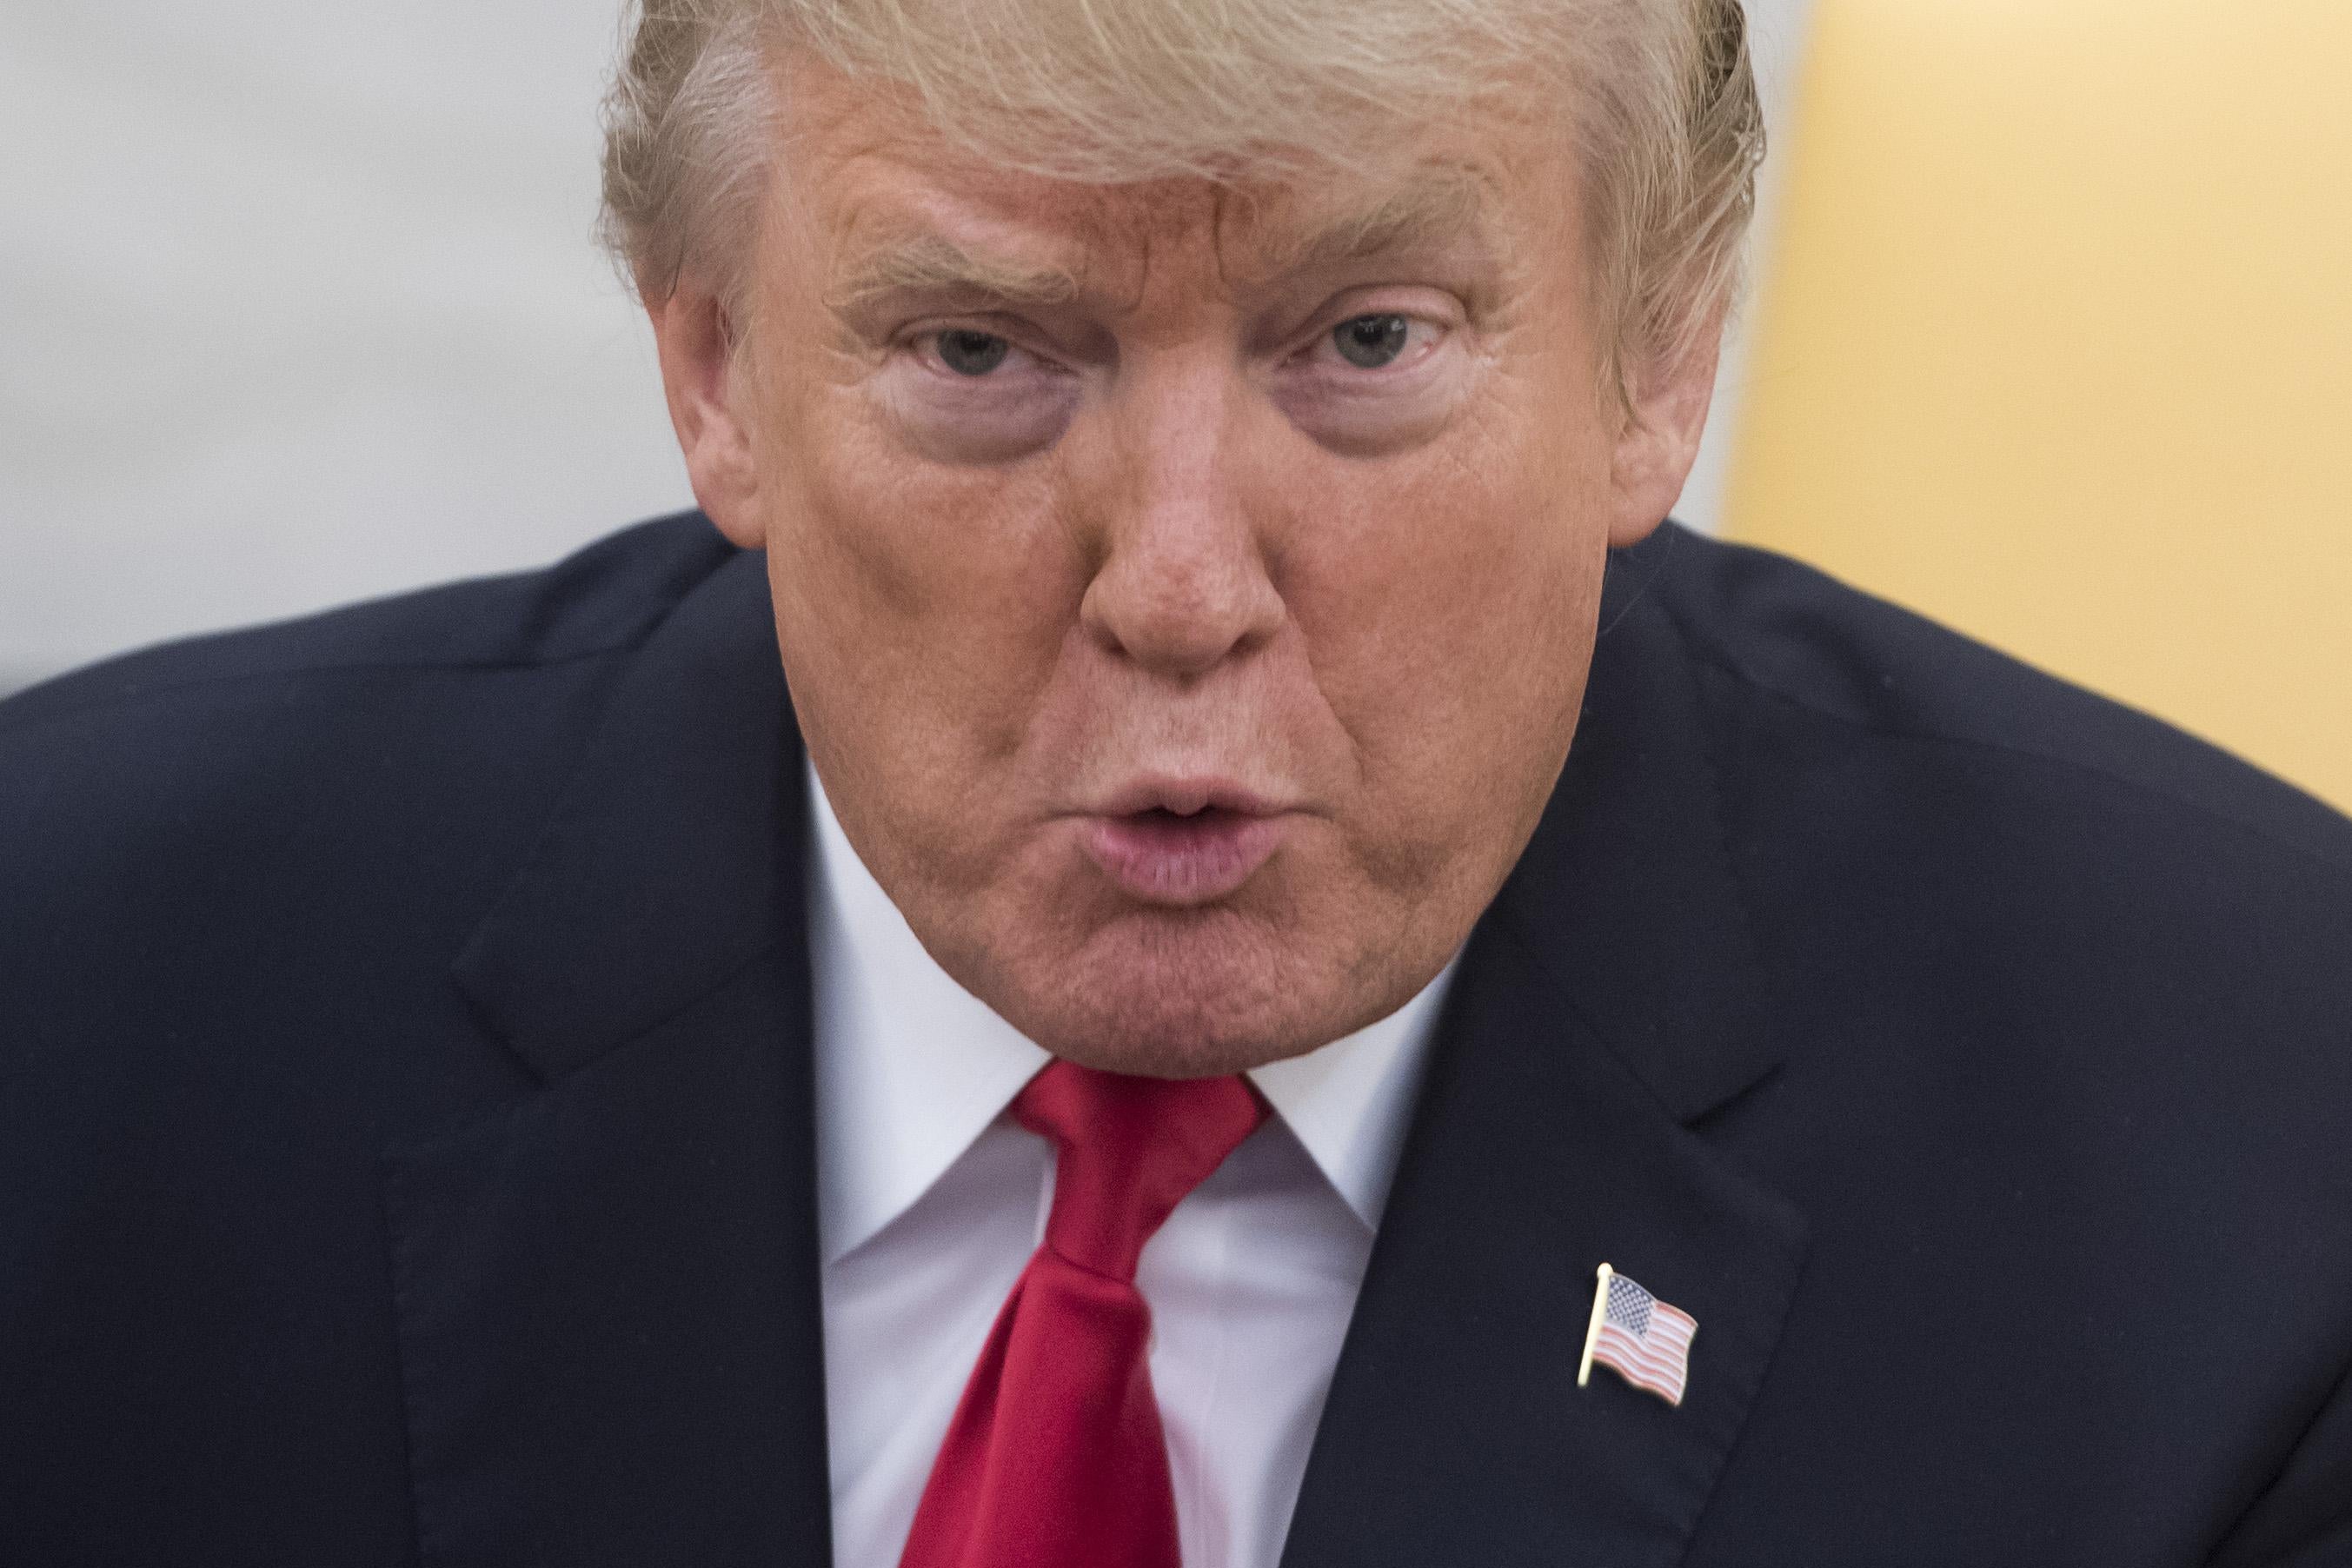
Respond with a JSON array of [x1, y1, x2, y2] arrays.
[[3, 0, 2349, 1563]]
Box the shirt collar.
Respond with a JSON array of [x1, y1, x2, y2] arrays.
[[807, 761, 1455, 1264]]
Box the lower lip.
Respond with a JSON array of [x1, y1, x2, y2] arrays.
[[1080, 811, 1292, 906]]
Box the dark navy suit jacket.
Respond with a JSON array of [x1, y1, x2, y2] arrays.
[[4, 515, 2349, 1565]]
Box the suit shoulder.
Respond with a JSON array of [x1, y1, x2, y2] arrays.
[[0, 514, 744, 974], [0, 511, 734, 736], [1625, 523, 2352, 880]]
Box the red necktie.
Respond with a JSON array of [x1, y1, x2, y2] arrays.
[[897, 1059, 1268, 1568]]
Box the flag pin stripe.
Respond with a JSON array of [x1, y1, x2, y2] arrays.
[[1577, 1262, 1696, 1407]]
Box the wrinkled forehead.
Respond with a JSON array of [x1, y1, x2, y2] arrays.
[[771, 48, 1567, 311]]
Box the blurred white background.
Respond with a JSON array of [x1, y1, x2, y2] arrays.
[[0, 1, 1812, 694]]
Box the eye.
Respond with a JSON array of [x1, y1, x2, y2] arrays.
[[933, 329, 1013, 376], [887, 325, 1078, 464], [1276, 303, 1466, 455], [1331, 314, 1414, 370]]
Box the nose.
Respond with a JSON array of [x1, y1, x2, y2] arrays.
[[1075, 354, 1287, 681]]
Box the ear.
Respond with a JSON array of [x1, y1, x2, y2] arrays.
[[647, 276, 767, 549], [1605, 320, 1725, 549]]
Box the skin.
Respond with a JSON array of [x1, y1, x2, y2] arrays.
[[648, 50, 1719, 1078]]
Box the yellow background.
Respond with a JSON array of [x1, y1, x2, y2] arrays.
[[1725, 0, 2352, 808]]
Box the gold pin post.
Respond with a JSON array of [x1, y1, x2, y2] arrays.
[[1577, 1262, 1614, 1388]]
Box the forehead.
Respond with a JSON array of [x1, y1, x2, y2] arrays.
[[771, 49, 1575, 302]]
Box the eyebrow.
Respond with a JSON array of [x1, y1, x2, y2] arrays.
[[827, 234, 1084, 315], [825, 169, 1496, 316], [1253, 171, 1495, 281]]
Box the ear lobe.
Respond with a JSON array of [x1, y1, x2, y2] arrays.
[[1605, 324, 1725, 549], [648, 278, 766, 548]]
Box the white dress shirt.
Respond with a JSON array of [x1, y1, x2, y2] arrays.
[[806, 767, 1456, 1568]]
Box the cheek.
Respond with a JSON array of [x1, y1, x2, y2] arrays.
[[1282, 391, 1611, 839], [759, 375, 1087, 783]]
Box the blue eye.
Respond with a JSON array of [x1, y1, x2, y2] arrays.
[[1332, 314, 1412, 369], [936, 329, 1012, 376]]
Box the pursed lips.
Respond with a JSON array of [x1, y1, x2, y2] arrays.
[[1073, 778, 1299, 907]]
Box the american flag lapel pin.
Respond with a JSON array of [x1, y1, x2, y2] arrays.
[[1577, 1262, 1697, 1406]]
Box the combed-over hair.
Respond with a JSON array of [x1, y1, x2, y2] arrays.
[[599, 0, 1762, 393]]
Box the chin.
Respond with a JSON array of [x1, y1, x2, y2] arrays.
[[991, 904, 1371, 1079]]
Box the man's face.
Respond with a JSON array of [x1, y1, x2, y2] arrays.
[[658, 53, 1712, 1075]]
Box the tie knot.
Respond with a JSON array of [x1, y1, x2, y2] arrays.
[[1013, 1059, 1266, 1280]]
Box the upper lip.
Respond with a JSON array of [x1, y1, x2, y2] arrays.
[[1088, 777, 1292, 818]]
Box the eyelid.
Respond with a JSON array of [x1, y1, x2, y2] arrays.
[[903, 321, 1056, 380], [1290, 282, 1464, 345], [1295, 313, 1452, 376]]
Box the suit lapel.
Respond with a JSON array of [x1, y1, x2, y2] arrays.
[[1278, 918, 1808, 1568], [385, 548, 834, 1566], [1282, 533, 1811, 1567]]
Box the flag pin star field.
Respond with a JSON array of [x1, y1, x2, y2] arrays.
[[1577, 1263, 1697, 1407]]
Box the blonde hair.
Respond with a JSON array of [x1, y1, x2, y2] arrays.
[[600, 0, 1761, 389]]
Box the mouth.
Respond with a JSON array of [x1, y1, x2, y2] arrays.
[[1078, 784, 1295, 907]]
